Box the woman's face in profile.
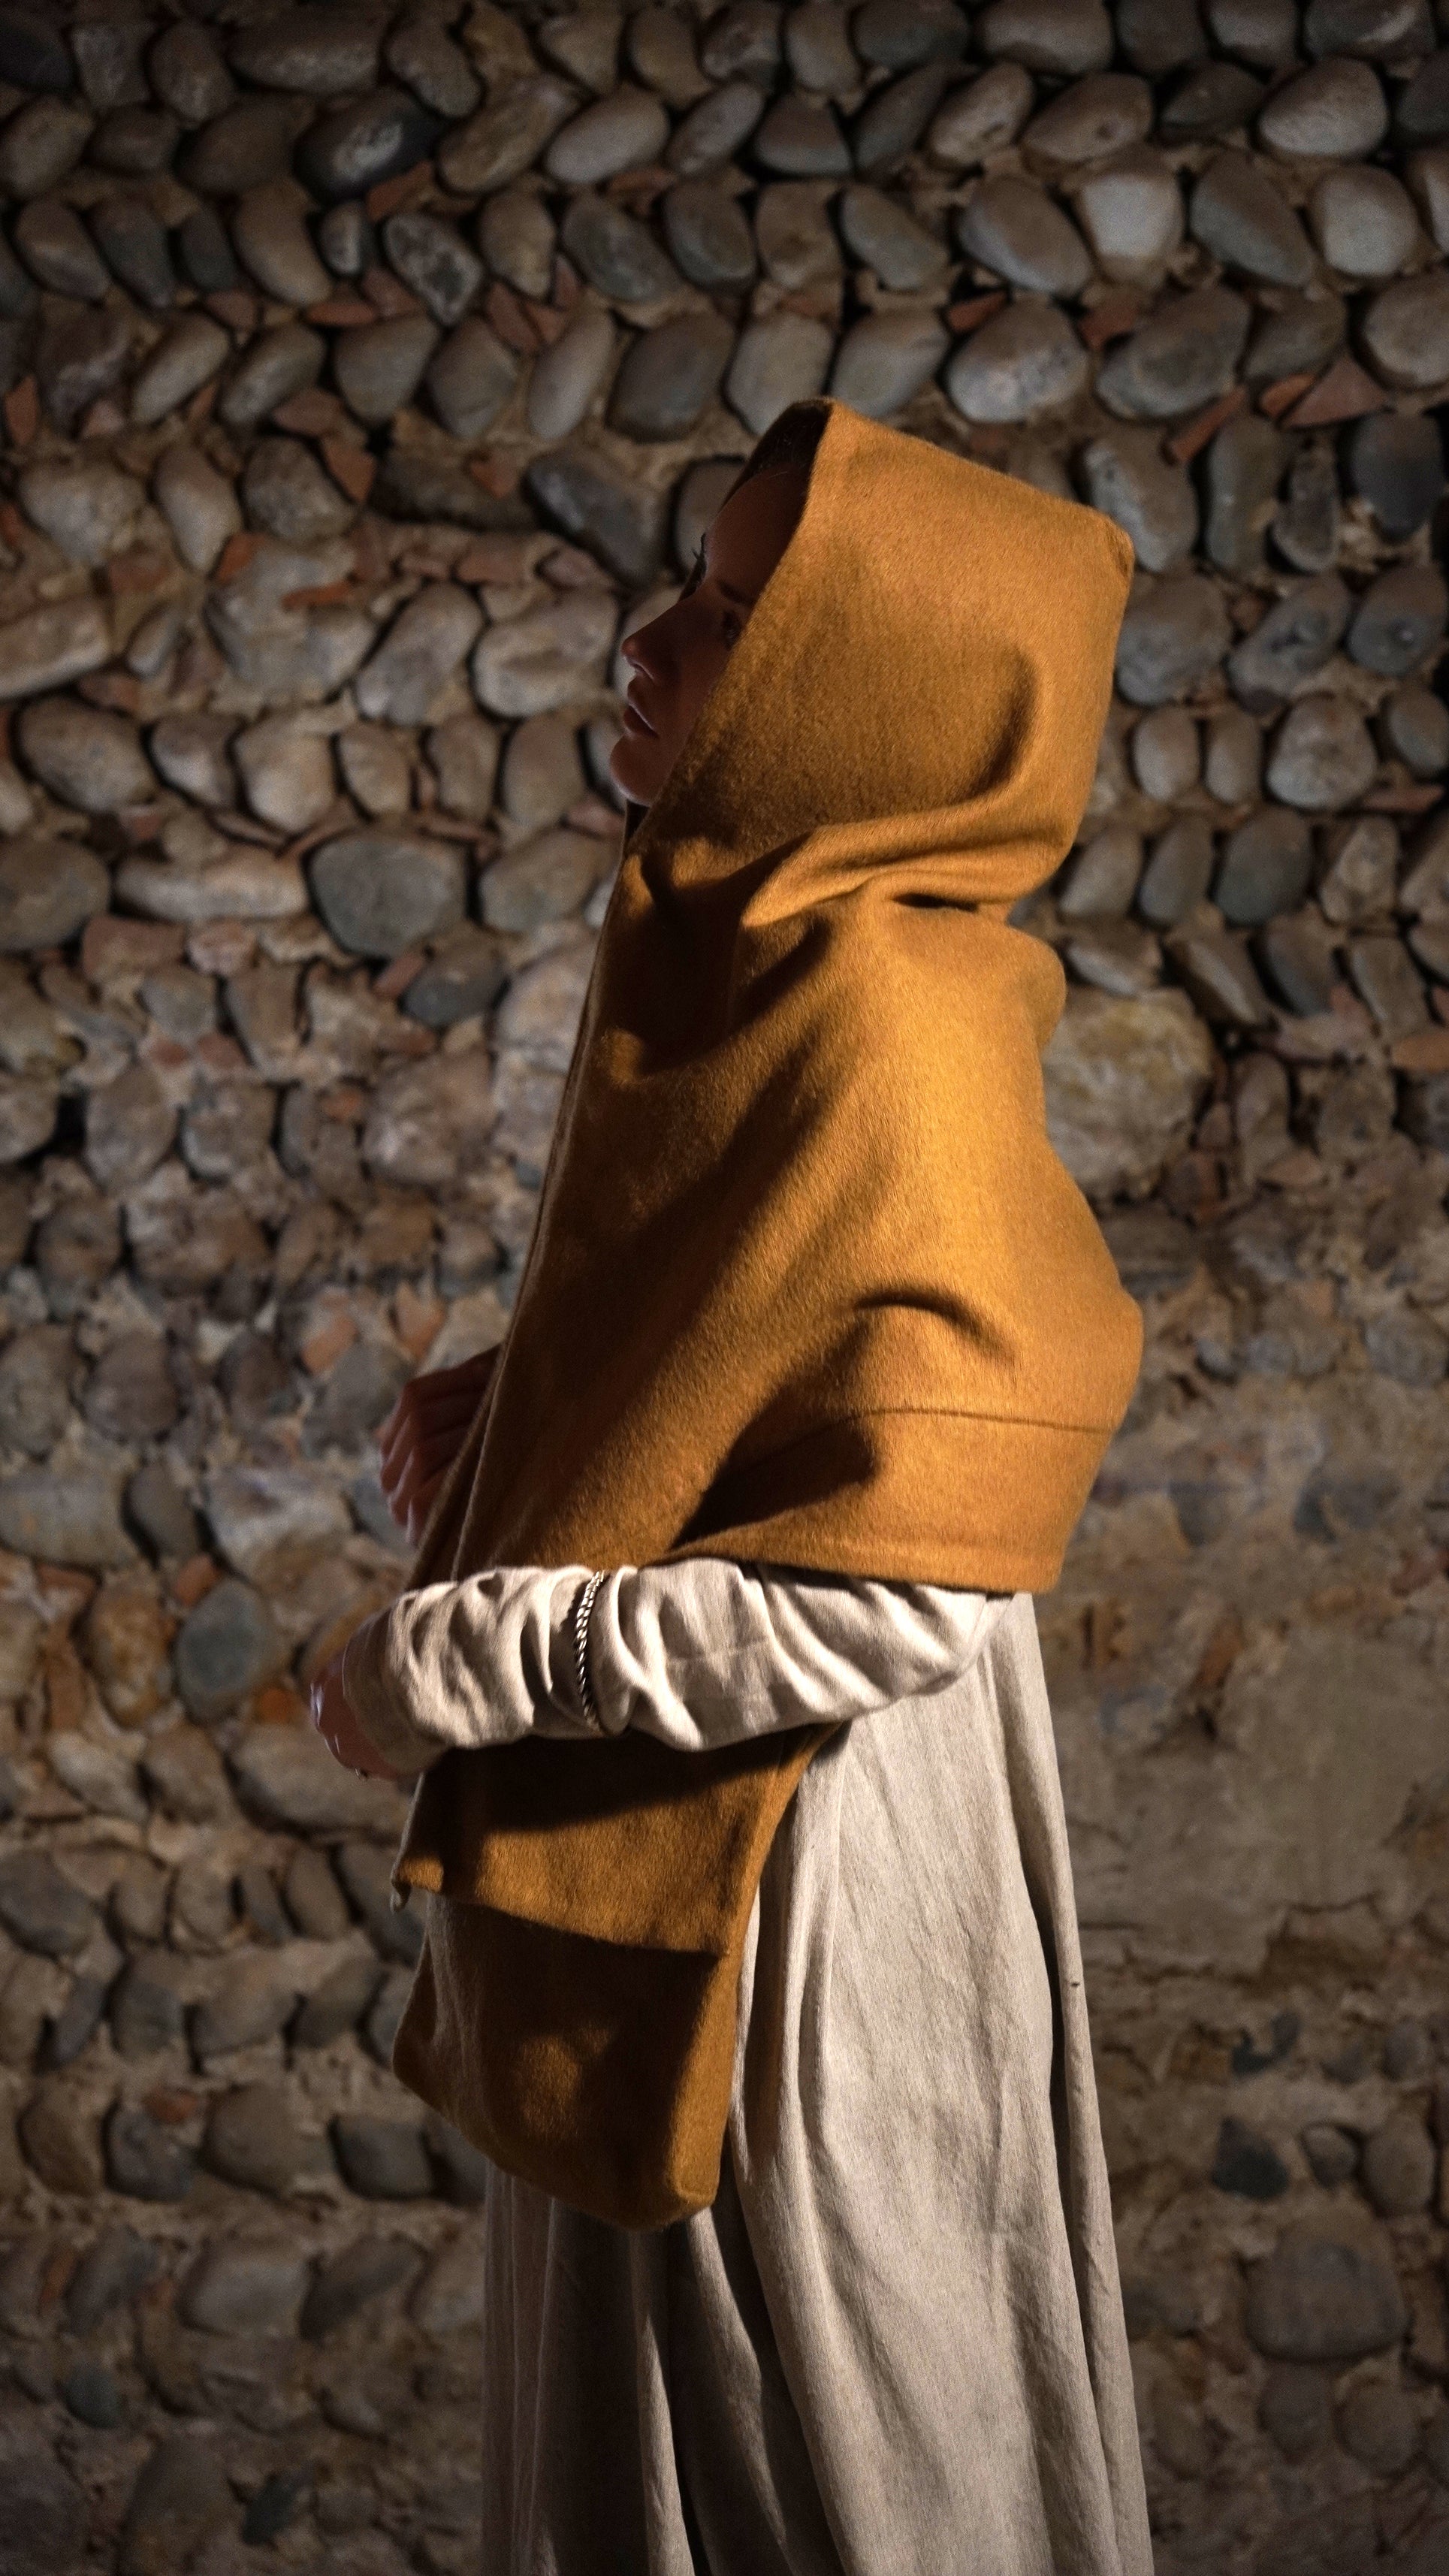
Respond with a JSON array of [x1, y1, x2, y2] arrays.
[[608, 464, 811, 810]]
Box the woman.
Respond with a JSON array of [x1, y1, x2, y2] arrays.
[[312, 397, 1153, 2575]]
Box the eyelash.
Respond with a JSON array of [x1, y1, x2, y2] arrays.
[[685, 543, 742, 643]]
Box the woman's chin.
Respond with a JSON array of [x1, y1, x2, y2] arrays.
[[608, 729, 663, 806]]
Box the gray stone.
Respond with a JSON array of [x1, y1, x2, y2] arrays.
[[0, 1468, 128, 1565], [0, 1853, 93, 1958], [104, 2101, 195, 2202], [1396, 50, 1449, 144], [472, 587, 617, 719], [18, 457, 139, 564], [1215, 806, 1314, 923], [66, 2224, 161, 2333], [724, 310, 835, 436], [1360, 2109, 1437, 2212], [333, 314, 439, 427], [1306, 0, 1430, 52], [192, 1951, 301, 2062], [291, 1950, 383, 2048], [1309, 164, 1418, 278], [1245, 2228, 1408, 2360], [977, 0, 1112, 75], [1366, 1303, 1449, 1381], [1063, 920, 1161, 997], [1347, 564, 1447, 676], [547, 83, 669, 187], [0, 10, 75, 92], [203, 1462, 349, 1585], [1165, 920, 1274, 1025], [141, 1723, 232, 1825], [89, 195, 175, 312], [0, 833, 104, 953], [385, 13, 479, 116], [858, 68, 960, 183], [17, 696, 152, 814], [129, 316, 230, 427], [1070, 148, 1184, 282], [230, 181, 331, 309], [1266, 696, 1378, 811], [309, 828, 466, 958], [151, 21, 232, 128], [203, 2081, 304, 2195], [1206, 0, 1298, 58], [1348, 935, 1429, 1038], [180, 2231, 309, 2334], [318, 200, 373, 280], [118, 2436, 232, 2575], [1191, 150, 1312, 286], [559, 188, 680, 304], [0, 2430, 86, 2569], [233, 714, 334, 832], [1382, 682, 1449, 776], [925, 62, 1034, 165], [0, 1321, 71, 1453], [303, 1340, 409, 1454], [500, 710, 587, 829], [1273, 442, 1340, 575], [1302, 2120, 1360, 2183], [1318, 811, 1398, 922], [525, 306, 616, 442], [411, 2230, 485, 2334], [230, 1722, 404, 1835], [437, 74, 576, 196], [1258, 59, 1390, 157], [427, 316, 518, 442], [730, 86, 839, 178], [174, 1577, 285, 1721], [176, 204, 237, 293], [1339, 2381, 1419, 2475], [361, 1049, 494, 1187], [84, 1062, 176, 1193], [608, 312, 736, 441], [1212, 2115, 1291, 2197], [334, 1840, 423, 1964], [92, 110, 177, 180], [37, 304, 131, 430], [478, 186, 557, 299], [228, 7, 380, 95], [525, 446, 666, 588], [153, 442, 240, 575], [956, 174, 1092, 295], [403, 926, 508, 1026], [1161, 60, 1266, 139], [1061, 826, 1146, 921], [1115, 575, 1232, 705], [479, 827, 605, 933], [14, 195, 107, 300], [382, 210, 482, 328], [219, 323, 325, 433], [1257, 908, 1341, 1013], [1080, 428, 1197, 572], [109, 1950, 186, 2058], [297, 87, 440, 204], [1361, 270, 1449, 389], [0, 593, 111, 702], [1096, 285, 1251, 419], [0, 99, 92, 198], [1260, 2363, 1333, 2458], [833, 186, 943, 293], [1139, 815, 1218, 924], [355, 586, 483, 726], [829, 308, 949, 419], [331, 2112, 435, 2199], [300, 2233, 421, 2338], [1346, 409, 1445, 538], [62, 2357, 123, 2427], [943, 298, 1090, 423], [760, 185, 846, 294], [1023, 70, 1152, 167], [1043, 986, 1215, 1197], [1227, 574, 1352, 711], [1203, 414, 1287, 577]]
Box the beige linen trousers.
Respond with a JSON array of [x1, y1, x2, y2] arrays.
[[346, 1560, 1154, 2576]]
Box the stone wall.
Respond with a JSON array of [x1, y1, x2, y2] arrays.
[[0, 0, 1444, 2568]]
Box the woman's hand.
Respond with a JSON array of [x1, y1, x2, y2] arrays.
[[309, 1650, 407, 1783], [376, 1347, 497, 1545]]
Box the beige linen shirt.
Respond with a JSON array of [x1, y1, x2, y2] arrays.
[[343, 1563, 1153, 2576]]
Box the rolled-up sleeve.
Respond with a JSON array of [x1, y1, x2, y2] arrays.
[[341, 1560, 1012, 1774]]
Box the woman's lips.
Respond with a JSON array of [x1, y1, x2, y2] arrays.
[[622, 694, 657, 735]]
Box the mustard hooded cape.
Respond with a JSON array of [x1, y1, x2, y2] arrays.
[[382, 396, 1143, 2231]]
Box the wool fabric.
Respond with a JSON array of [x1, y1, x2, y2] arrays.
[[382, 395, 1143, 2229]]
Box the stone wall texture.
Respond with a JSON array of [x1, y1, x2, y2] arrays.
[[0, 0, 1442, 2567]]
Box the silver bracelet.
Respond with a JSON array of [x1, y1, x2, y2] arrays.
[[572, 1569, 607, 1733]]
